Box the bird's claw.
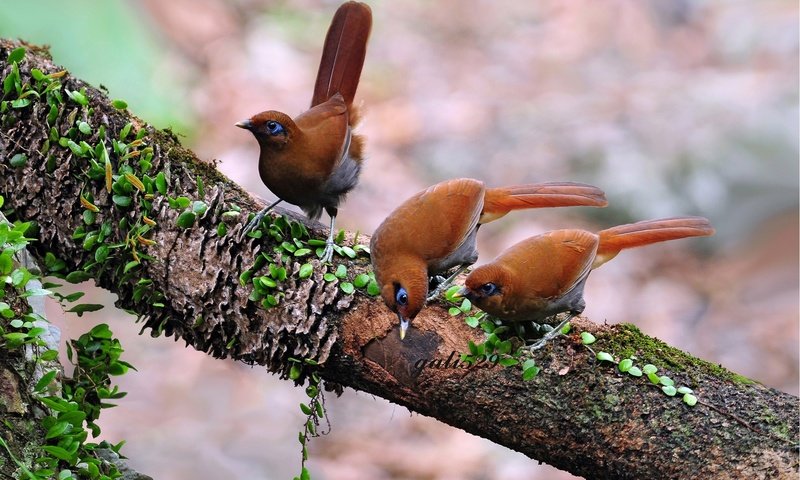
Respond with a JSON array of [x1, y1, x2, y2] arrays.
[[319, 242, 335, 264], [238, 212, 265, 241]]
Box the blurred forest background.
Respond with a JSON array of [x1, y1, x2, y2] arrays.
[[1, 1, 797, 479]]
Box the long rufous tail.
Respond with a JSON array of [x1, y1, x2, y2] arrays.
[[480, 182, 608, 224], [311, 2, 372, 109], [594, 216, 714, 268]]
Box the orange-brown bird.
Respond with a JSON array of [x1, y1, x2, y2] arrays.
[[458, 216, 715, 348], [370, 178, 608, 339], [237, 2, 372, 262]]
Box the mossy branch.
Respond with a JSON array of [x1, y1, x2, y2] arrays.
[[0, 39, 797, 479]]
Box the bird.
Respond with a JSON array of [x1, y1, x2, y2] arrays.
[[370, 178, 608, 340], [457, 216, 715, 349], [236, 1, 372, 262]]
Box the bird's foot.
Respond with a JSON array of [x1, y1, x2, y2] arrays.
[[319, 241, 335, 264], [426, 283, 448, 302], [239, 210, 267, 241], [525, 314, 575, 352], [426, 266, 468, 302], [238, 200, 282, 241]]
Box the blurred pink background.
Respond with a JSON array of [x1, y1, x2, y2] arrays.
[[2, 0, 795, 478]]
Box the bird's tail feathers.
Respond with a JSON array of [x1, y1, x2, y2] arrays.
[[594, 216, 714, 268], [311, 2, 372, 109], [480, 182, 608, 224]]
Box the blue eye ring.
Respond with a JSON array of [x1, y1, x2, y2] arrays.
[[395, 287, 409, 306], [480, 283, 498, 295], [265, 120, 285, 135]]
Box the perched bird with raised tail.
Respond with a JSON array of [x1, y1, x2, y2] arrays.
[[370, 178, 608, 339], [237, 2, 372, 262], [458, 216, 715, 348]]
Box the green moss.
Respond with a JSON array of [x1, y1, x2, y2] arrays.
[[601, 324, 758, 385]]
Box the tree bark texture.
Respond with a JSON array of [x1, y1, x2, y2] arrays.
[[0, 39, 797, 479]]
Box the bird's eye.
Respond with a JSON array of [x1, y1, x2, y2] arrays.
[[480, 283, 498, 295], [265, 120, 285, 135], [395, 287, 409, 306]]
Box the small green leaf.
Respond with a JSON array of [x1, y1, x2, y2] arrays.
[[112, 99, 128, 109], [39, 349, 59, 361], [112, 195, 132, 207], [340, 282, 354, 294], [45, 421, 71, 439], [41, 446, 73, 461], [35, 370, 58, 392], [618, 358, 633, 373], [627, 366, 643, 377], [66, 303, 104, 316], [334, 264, 347, 278], [448, 307, 461, 316], [289, 363, 302, 380], [123, 260, 140, 273], [560, 322, 572, 334], [78, 121, 91, 135], [298, 263, 314, 279], [95, 245, 110, 263], [596, 351, 614, 362], [7, 46, 25, 63], [459, 298, 472, 313], [659, 376, 674, 387], [10, 98, 30, 109], [258, 276, 277, 289], [580, 332, 596, 345], [662, 385, 677, 396], [647, 372, 661, 384], [677, 386, 694, 395], [522, 359, 540, 381], [119, 122, 132, 140], [217, 222, 228, 237], [522, 358, 536, 371], [294, 248, 312, 257], [176, 211, 197, 229], [499, 357, 519, 367], [191, 200, 208, 215], [9, 153, 27, 167], [340, 246, 357, 258], [155, 172, 167, 194], [353, 273, 370, 288], [683, 393, 698, 406], [642, 364, 658, 375], [323, 273, 336, 282], [366, 280, 380, 296], [67, 89, 88, 106], [65, 271, 92, 283]]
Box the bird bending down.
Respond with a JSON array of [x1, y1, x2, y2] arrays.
[[458, 216, 715, 350], [237, 1, 372, 263], [370, 178, 608, 339]]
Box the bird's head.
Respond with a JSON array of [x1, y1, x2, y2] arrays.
[[457, 264, 512, 317], [377, 264, 428, 340], [236, 111, 296, 148]]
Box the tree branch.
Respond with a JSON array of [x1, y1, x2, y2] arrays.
[[0, 39, 797, 479]]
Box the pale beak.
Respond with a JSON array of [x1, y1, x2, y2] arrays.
[[235, 119, 252, 129], [452, 286, 470, 300], [399, 315, 409, 340]]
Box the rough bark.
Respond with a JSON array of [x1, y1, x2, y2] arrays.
[[0, 39, 797, 479]]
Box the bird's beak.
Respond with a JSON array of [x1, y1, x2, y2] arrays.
[[235, 119, 252, 130], [452, 286, 470, 300], [399, 315, 409, 341]]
